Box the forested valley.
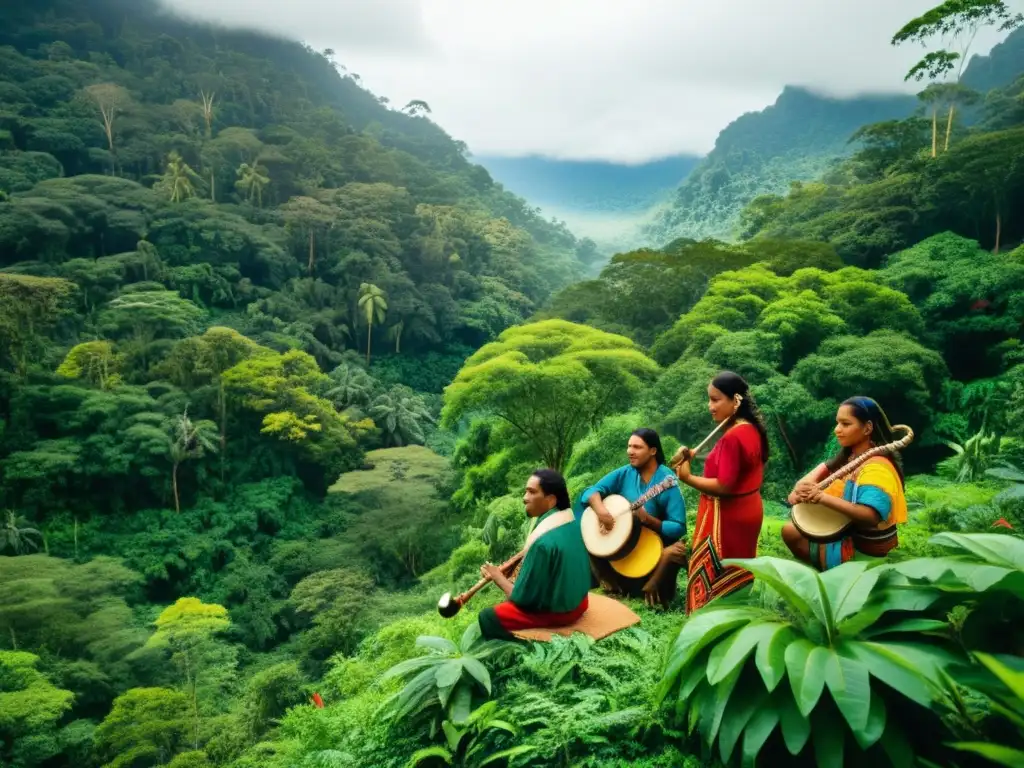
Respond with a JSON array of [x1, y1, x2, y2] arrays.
[[1, 1, 1024, 767]]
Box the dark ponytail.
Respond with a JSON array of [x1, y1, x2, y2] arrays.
[[710, 371, 770, 463]]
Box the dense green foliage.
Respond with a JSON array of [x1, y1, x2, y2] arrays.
[[2, 1, 1024, 767], [643, 87, 917, 244], [644, 26, 1024, 248]]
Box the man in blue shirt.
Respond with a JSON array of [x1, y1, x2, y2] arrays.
[[578, 428, 688, 608]]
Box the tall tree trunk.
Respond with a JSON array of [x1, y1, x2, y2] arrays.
[[994, 210, 1002, 254], [307, 230, 315, 274], [73, 517, 78, 559], [366, 323, 372, 365], [944, 104, 956, 152], [173, 462, 181, 514], [931, 107, 938, 158], [210, 170, 215, 202], [774, 413, 800, 470]]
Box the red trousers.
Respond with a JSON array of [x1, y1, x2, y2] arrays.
[[479, 595, 589, 639]]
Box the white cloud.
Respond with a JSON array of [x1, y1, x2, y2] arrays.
[[161, 0, 429, 52], [161, 0, 1017, 163]]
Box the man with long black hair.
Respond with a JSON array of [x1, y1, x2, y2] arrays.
[[477, 469, 591, 640], [580, 428, 688, 608]]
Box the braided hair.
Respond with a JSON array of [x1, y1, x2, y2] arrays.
[[710, 371, 770, 463], [824, 396, 905, 488]]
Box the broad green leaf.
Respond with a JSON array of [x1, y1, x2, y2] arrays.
[[928, 532, 1024, 570], [861, 618, 948, 639], [886, 640, 960, 679], [823, 651, 871, 735], [726, 557, 825, 627], [706, 621, 779, 685], [448, 684, 473, 724], [838, 586, 941, 636], [459, 621, 483, 652], [718, 679, 767, 764], [416, 635, 458, 655], [659, 607, 761, 701], [839, 641, 943, 708], [691, 681, 716, 742], [975, 652, 1024, 702], [892, 557, 1016, 593], [440, 720, 464, 752], [779, 692, 811, 755], [755, 624, 795, 692], [853, 688, 887, 750], [675, 649, 713, 704], [811, 705, 845, 768], [405, 746, 452, 767], [380, 656, 443, 682], [703, 665, 743, 745], [480, 746, 536, 766], [466, 700, 497, 724], [390, 667, 438, 718], [485, 719, 517, 735], [740, 699, 780, 767], [435, 659, 463, 689], [437, 682, 456, 709], [949, 742, 1024, 767], [460, 657, 492, 694], [822, 560, 879, 624], [786, 640, 828, 717]]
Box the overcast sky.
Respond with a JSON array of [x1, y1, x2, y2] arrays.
[[163, 0, 1016, 163]]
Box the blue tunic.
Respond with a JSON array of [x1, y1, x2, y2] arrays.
[[577, 464, 686, 544]]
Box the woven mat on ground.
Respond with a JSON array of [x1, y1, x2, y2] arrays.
[[511, 592, 640, 642]]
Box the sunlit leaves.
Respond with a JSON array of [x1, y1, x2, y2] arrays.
[[442, 320, 659, 471]]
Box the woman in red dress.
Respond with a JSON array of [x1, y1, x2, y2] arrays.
[[671, 371, 768, 614]]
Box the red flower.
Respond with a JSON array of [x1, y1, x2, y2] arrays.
[[993, 518, 1013, 530], [312, 692, 324, 708]]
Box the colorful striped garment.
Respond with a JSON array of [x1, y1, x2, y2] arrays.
[[808, 456, 907, 571]]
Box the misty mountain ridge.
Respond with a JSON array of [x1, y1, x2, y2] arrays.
[[484, 26, 1024, 252], [477, 154, 701, 214], [644, 27, 1024, 245]]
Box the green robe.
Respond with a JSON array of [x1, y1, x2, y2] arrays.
[[478, 508, 591, 640], [510, 508, 591, 612]]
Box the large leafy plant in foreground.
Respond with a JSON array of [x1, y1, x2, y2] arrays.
[[892, 532, 1024, 655], [657, 556, 957, 767], [379, 623, 519, 732]]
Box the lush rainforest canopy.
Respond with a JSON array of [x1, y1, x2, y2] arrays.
[[1, 1, 1024, 768]]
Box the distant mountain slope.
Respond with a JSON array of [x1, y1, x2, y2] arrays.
[[642, 87, 918, 244], [645, 27, 1024, 246], [478, 154, 701, 214]]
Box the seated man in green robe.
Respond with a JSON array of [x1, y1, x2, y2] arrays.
[[477, 469, 592, 640]]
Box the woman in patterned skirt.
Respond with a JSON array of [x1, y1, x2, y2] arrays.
[[672, 371, 769, 614]]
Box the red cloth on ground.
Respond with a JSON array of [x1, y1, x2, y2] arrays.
[[493, 594, 589, 631]]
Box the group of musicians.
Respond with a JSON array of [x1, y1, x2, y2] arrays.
[[477, 370, 908, 641]]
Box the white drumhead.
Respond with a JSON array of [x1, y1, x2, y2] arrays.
[[791, 502, 850, 537], [580, 494, 636, 557]]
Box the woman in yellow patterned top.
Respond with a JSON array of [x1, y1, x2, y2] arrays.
[[781, 396, 907, 571]]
